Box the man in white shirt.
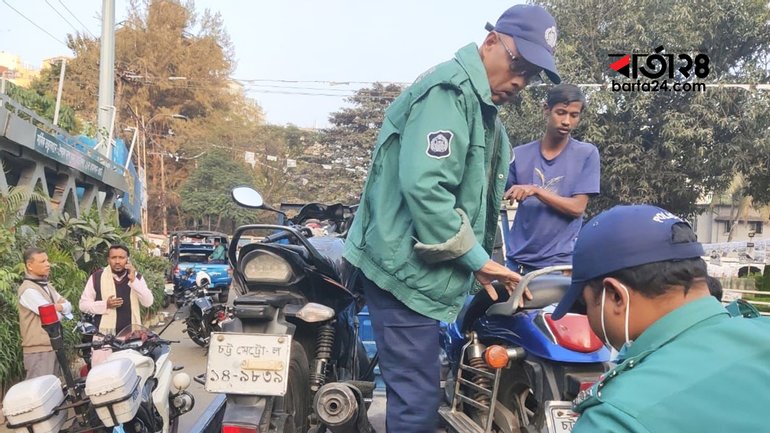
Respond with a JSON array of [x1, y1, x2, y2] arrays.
[[79, 245, 154, 364]]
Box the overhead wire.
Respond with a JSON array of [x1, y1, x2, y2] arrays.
[[1, 0, 69, 48], [58, 0, 97, 38], [44, 0, 80, 35]]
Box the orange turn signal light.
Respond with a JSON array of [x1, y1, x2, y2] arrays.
[[485, 345, 510, 369]]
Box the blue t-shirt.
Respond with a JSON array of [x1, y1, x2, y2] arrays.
[[505, 138, 600, 268]]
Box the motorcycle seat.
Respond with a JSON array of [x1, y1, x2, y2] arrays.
[[458, 274, 571, 331]]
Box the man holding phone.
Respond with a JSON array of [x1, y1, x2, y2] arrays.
[[79, 245, 154, 347]]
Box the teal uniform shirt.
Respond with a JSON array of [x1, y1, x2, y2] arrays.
[[343, 43, 511, 322], [210, 244, 226, 261], [572, 296, 770, 433]]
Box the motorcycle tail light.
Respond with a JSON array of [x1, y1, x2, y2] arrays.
[[222, 425, 258, 433], [544, 313, 603, 353], [216, 310, 227, 321], [580, 381, 595, 392], [38, 304, 59, 326]]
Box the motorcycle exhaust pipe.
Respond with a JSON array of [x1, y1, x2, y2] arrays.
[[313, 383, 373, 433]]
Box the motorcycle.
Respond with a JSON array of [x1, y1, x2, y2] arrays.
[[175, 269, 231, 347], [2, 305, 195, 433], [199, 186, 376, 433], [439, 266, 611, 433]]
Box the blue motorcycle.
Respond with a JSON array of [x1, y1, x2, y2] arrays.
[[439, 266, 611, 433]]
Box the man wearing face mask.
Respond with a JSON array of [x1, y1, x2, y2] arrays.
[[552, 204, 770, 433]]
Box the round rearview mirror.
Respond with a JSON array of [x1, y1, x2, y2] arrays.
[[232, 186, 264, 208]]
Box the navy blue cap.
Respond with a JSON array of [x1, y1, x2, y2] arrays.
[[552, 205, 706, 319], [488, 5, 561, 84]]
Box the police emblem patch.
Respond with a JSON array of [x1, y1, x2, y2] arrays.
[[426, 130, 453, 159]]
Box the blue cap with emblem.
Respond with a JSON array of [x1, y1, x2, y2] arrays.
[[552, 204, 706, 320], [486, 5, 561, 84]]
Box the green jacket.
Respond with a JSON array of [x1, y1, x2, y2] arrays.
[[343, 43, 511, 322], [571, 297, 770, 433]]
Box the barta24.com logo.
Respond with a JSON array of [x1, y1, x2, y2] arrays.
[[608, 46, 709, 92]]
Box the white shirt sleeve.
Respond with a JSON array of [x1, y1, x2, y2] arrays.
[[130, 276, 154, 307], [19, 288, 66, 320]]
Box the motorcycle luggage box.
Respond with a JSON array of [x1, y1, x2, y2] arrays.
[[2, 375, 66, 433], [85, 357, 142, 426]]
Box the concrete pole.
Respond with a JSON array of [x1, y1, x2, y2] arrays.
[[96, 0, 115, 158], [53, 59, 67, 126]]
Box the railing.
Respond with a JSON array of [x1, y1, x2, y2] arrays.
[[723, 288, 770, 316], [0, 92, 125, 176]]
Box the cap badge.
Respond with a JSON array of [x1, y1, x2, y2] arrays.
[[544, 26, 557, 49]]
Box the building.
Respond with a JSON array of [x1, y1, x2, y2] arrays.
[[0, 51, 39, 88], [692, 194, 769, 244]]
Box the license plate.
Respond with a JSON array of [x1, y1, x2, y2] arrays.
[[205, 332, 292, 396], [544, 401, 578, 433]]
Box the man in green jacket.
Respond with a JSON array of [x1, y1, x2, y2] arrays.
[[553, 204, 770, 433], [343, 5, 561, 432]]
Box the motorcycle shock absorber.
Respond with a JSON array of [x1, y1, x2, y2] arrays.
[[310, 322, 336, 392], [466, 335, 492, 406]]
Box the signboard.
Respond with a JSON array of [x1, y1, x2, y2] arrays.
[[34, 129, 106, 181]]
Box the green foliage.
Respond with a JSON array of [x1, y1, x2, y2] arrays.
[[501, 0, 770, 216], [5, 80, 79, 134], [279, 83, 403, 204], [0, 207, 165, 389], [760, 265, 770, 292], [178, 150, 258, 232]]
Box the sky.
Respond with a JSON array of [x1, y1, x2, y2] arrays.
[[0, 0, 523, 128]]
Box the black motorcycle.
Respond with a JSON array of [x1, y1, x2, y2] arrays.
[[175, 269, 230, 347], [200, 186, 376, 433]]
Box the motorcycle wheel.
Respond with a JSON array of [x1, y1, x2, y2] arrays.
[[162, 295, 171, 309], [186, 318, 208, 347], [498, 369, 538, 430], [280, 341, 310, 433]]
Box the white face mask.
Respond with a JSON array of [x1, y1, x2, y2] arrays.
[[600, 283, 633, 360]]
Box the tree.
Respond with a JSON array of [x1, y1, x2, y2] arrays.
[[178, 150, 259, 232], [501, 0, 770, 217], [278, 83, 403, 204], [32, 0, 262, 233], [6, 80, 79, 133]]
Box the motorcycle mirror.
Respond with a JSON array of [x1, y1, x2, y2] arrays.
[[232, 186, 264, 208]]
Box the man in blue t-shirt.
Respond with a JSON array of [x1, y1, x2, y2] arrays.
[[505, 84, 600, 274]]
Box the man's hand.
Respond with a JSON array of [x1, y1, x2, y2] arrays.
[[54, 296, 67, 312], [107, 295, 124, 309], [126, 262, 136, 282], [474, 260, 533, 307], [504, 185, 539, 203]]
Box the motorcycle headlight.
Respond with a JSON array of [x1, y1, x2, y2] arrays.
[[242, 250, 294, 284]]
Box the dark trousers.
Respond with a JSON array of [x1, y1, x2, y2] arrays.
[[360, 274, 440, 433]]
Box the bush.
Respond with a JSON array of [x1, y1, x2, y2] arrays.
[[0, 212, 167, 391]]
